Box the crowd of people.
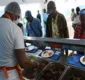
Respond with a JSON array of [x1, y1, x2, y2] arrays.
[[0, 0, 85, 80]]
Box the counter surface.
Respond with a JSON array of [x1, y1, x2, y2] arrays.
[[24, 36, 85, 47]]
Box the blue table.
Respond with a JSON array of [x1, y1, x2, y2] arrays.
[[67, 54, 85, 68]]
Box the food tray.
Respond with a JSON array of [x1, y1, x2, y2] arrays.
[[59, 66, 85, 80], [22, 57, 50, 79], [36, 61, 66, 80]]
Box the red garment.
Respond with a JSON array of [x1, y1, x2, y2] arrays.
[[80, 33, 85, 39], [74, 24, 85, 39]]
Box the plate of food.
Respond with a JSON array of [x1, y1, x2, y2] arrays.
[[42, 50, 54, 58], [80, 56, 85, 65], [25, 45, 35, 51]]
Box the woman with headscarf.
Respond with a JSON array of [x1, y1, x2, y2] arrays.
[[74, 9, 85, 55]]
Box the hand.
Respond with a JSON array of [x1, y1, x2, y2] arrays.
[[27, 55, 38, 69]]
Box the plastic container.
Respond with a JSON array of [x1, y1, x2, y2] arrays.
[[60, 66, 85, 80], [36, 61, 66, 80]]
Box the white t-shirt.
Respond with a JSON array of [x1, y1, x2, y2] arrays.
[[0, 18, 24, 67], [73, 15, 81, 24]]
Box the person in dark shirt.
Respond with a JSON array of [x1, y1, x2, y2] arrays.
[[46, 1, 69, 38], [46, 1, 69, 55], [17, 23, 24, 33], [37, 10, 41, 23]]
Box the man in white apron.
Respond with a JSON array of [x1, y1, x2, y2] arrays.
[[0, 2, 37, 80]]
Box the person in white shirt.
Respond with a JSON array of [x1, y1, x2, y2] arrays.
[[71, 8, 76, 28], [42, 9, 48, 37], [72, 7, 81, 30], [71, 8, 76, 21], [0, 2, 37, 80]]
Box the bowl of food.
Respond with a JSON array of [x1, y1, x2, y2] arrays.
[[42, 50, 54, 58]]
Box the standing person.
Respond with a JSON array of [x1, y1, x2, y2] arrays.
[[71, 8, 76, 29], [37, 10, 41, 23], [0, 2, 37, 80], [74, 9, 85, 55], [17, 23, 24, 34], [43, 9, 48, 25], [71, 8, 76, 21], [46, 1, 69, 38], [46, 1, 69, 55], [73, 7, 81, 30], [43, 8, 48, 37], [25, 10, 42, 37]]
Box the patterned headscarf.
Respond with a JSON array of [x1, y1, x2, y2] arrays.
[[80, 9, 85, 16]]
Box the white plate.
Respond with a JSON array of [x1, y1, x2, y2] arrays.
[[42, 50, 54, 58], [25, 45, 35, 51], [80, 56, 85, 65]]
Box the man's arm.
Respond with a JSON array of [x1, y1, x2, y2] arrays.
[[46, 15, 52, 37], [63, 16, 69, 38], [15, 49, 37, 68], [14, 25, 37, 68]]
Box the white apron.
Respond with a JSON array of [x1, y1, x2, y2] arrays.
[[0, 69, 20, 80]]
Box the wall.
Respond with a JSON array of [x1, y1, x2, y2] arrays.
[[0, 0, 44, 6]]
